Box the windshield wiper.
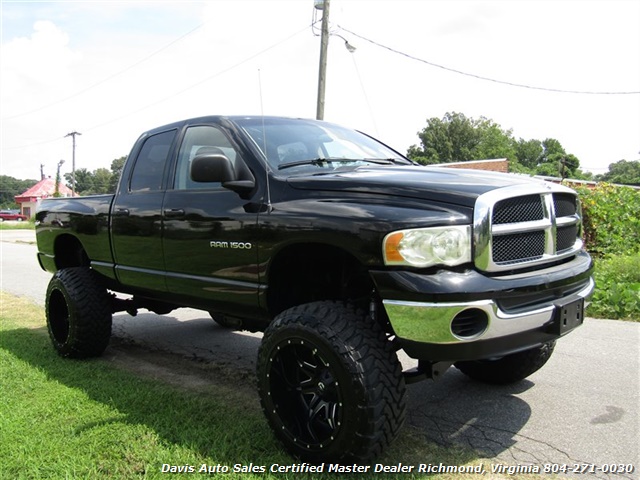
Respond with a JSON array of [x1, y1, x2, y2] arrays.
[[278, 158, 341, 170], [278, 157, 396, 170]]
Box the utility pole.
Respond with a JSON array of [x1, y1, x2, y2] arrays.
[[316, 0, 330, 120], [65, 131, 82, 196]]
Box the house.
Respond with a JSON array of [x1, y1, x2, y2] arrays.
[[15, 177, 74, 219]]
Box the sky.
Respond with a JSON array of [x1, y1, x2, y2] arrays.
[[1, 0, 639, 181]]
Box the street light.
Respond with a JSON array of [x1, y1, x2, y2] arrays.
[[335, 34, 356, 53]]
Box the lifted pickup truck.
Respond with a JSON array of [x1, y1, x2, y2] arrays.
[[36, 115, 593, 463]]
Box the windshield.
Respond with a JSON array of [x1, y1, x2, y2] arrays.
[[234, 117, 410, 174]]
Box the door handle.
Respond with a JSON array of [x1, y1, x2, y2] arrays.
[[164, 208, 185, 218], [114, 208, 130, 216]]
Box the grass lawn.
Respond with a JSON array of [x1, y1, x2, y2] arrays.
[[0, 293, 558, 480], [0, 221, 35, 230]]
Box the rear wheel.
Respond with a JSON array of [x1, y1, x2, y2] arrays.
[[257, 301, 406, 463], [455, 341, 556, 384], [46, 267, 112, 358]]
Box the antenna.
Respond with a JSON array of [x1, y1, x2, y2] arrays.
[[258, 69, 272, 212]]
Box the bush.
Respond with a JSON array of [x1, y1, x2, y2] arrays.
[[587, 254, 640, 321], [575, 183, 640, 257], [574, 184, 640, 320]]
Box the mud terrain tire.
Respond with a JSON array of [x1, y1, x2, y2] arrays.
[[46, 267, 112, 358], [257, 301, 406, 463]]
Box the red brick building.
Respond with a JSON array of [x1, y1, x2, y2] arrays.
[[435, 158, 509, 173]]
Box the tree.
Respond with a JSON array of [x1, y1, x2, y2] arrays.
[[92, 168, 113, 194], [109, 156, 127, 193], [65, 168, 94, 194], [408, 112, 516, 165], [472, 120, 517, 161], [408, 112, 592, 179], [0, 176, 38, 209], [535, 138, 584, 179], [60, 156, 127, 195], [598, 159, 640, 185], [514, 139, 543, 170]]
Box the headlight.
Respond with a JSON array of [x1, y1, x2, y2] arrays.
[[383, 225, 472, 268]]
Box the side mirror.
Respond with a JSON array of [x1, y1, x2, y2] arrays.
[[191, 154, 255, 196], [191, 154, 234, 183]]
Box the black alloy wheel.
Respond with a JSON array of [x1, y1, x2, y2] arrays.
[[46, 267, 112, 358], [257, 301, 406, 463]]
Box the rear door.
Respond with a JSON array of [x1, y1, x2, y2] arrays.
[[111, 128, 177, 291]]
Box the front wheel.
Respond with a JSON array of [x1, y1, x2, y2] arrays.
[[455, 341, 556, 384], [257, 301, 406, 463], [46, 267, 113, 358]]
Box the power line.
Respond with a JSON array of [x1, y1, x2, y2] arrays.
[[82, 24, 311, 134], [338, 26, 640, 96], [3, 23, 205, 120], [2, 24, 311, 151]]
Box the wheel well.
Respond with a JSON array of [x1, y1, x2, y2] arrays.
[[54, 235, 90, 269], [266, 243, 374, 317]]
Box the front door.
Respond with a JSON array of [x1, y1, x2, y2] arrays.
[[161, 124, 261, 315]]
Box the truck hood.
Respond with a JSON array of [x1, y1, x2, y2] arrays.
[[286, 165, 548, 207]]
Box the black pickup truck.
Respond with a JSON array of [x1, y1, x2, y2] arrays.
[[36, 115, 594, 463]]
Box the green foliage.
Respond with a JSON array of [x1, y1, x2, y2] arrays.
[[64, 168, 93, 194], [587, 254, 640, 321], [65, 167, 115, 195], [407, 112, 592, 178], [408, 112, 516, 165], [513, 139, 543, 169], [597, 159, 640, 186], [576, 184, 640, 320], [0, 175, 38, 209], [109, 156, 127, 193], [576, 183, 640, 257], [60, 156, 126, 195]]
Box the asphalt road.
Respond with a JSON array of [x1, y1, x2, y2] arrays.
[[2, 230, 638, 480]]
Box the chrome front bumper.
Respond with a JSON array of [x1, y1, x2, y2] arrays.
[[383, 277, 595, 346]]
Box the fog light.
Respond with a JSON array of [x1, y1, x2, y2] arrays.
[[451, 309, 488, 339]]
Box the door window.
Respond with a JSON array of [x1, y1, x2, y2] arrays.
[[129, 130, 176, 192], [174, 125, 239, 190]]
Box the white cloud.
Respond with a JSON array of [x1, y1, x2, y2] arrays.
[[2, 20, 81, 110]]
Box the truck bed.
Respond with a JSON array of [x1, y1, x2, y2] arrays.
[[36, 194, 115, 275]]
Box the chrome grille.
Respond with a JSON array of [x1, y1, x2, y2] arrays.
[[474, 184, 583, 272], [493, 231, 545, 264], [493, 195, 544, 224], [557, 224, 578, 252], [554, 193, 577, 217]]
